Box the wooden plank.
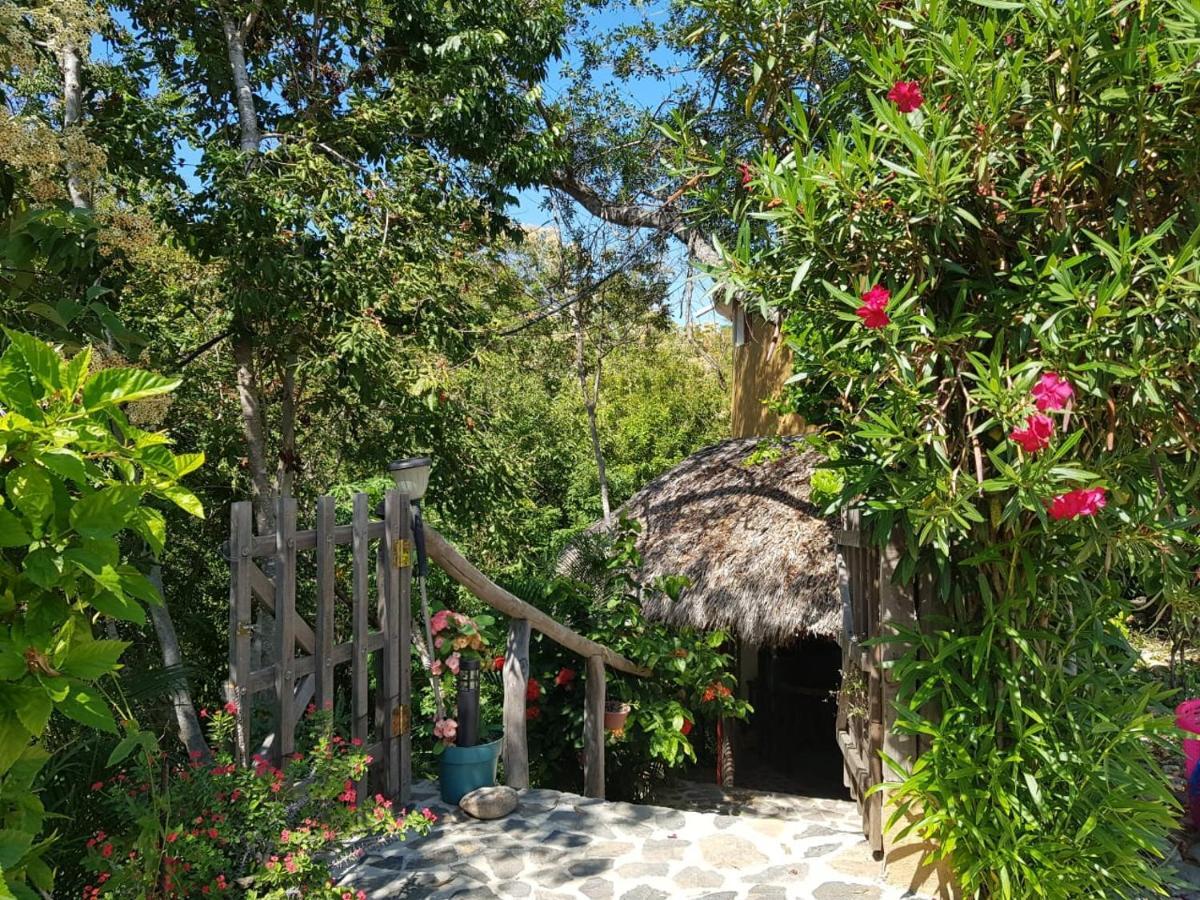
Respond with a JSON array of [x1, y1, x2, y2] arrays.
[[397, 493, 412, 803], [314, 496, 336, 713], [879, 534, 917, 779], [583, 655, 605, 799], [378, 490, 403, 798], [249, 520, 385, 557], [247, 561, 316, 654], [351, 494, 370, 771], [274, 496, 299, 762], [227, 501, 254, 766], [503, 618, 531, 789], [423, 525, 651, 678]]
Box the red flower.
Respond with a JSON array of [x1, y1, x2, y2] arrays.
[[1031, 372, 1074, 411], [738, 162, 753, 186], [100, 843, 113, 859], [1010, 413, 1055, 453], [554, 667, 576, 687], [526, 706, 540, 720], [887, 80, 924, 113], [526, 677, 541, 702], [680, 718, 693, 736], [492, 655, 505, 671], [856, 284, 891, 329], [1048, 486, 1108, 521], [223, 701, 238, 716], [199, 708, 209, 718], [90, 781, 104, 791]]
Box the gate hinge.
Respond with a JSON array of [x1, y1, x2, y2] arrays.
[[393, 539, 412, 569], [392, 704, 410, 736]]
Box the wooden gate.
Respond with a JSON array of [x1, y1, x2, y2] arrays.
[[226, 491, 412, 802], [834, 508, 918, 854]]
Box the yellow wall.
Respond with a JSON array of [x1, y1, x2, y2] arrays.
[[731, 308, 806, 438]]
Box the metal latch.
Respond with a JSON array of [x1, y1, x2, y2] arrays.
[[393, 539, 412, 569], [392, 704, 410, 736]]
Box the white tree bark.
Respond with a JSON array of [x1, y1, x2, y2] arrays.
[[220, 10, 262, 153], [148, 567, 212, 762], [574, 305, 612, 528], [58, 42, 90, 209]]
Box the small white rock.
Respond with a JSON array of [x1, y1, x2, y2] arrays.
[[459, 785, 519, 820]]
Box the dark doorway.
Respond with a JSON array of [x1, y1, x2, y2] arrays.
[[737, 635, 850, 800]]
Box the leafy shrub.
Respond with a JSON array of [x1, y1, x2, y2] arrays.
[[505, 522, 749, 798], [0, 329, 202, 896], [672, 0, 1200, 893], [81, 706, 435, 899]]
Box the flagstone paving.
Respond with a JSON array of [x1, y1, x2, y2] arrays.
[[335, 780, 923, 899]]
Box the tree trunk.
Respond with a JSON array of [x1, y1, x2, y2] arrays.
[[574, 306, 612, 528], [277, 360, 297, 500], [58, 42, 90, 209], [232, 337, 275, 535], [149, 567, 212, 763], [220, 10, 262, 154]]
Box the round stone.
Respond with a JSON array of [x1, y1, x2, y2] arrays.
[[460, 785, 520, 820]]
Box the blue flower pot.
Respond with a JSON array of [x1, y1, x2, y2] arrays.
[[439, 737, 502, 804]]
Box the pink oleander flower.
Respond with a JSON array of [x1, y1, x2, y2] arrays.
[[1010, 413, 1055, 453], [887, 80, 924, 113], [1048, 486, 1108, 521], [1032, 372, 1074, 411], [856, 284, 891, 329]]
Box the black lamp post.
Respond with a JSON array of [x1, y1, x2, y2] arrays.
[[387, 456, 432, 578], [456, 658, 481, 748]]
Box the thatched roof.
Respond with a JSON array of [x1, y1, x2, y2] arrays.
[[568, 438, 841, 646]]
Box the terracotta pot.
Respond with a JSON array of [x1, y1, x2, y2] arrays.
[[604, 702, 631, 731]]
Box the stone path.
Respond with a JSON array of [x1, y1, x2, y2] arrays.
[[335, 781, 922, 899]]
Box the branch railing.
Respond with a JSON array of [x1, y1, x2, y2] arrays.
[[422, 524, 650, 798]]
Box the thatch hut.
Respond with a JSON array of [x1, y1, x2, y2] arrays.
[[567, 437, 848, 796]]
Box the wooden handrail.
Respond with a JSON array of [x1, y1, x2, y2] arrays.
[[422, 524, 651, 678]]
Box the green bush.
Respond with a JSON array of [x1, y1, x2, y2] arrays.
[[0, 329, 202, 897], [672, 0, 1200, 894]]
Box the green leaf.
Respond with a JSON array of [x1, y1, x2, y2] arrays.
[[0, 509, 30, 548], [0, 830, 34, 869], [36, 451, 87, 486], [107, 730, 153, 767], [0, 714, 32, 776], [60, 639, 129, 679], [69, 485, 142, 539], [129, 508, 166, 556], [21, 549, 61, 590], [5, 687, 51, 738], [80, 367, 179, 410], [156, 484, 204, 518], [63, 346, 91, 397], [2, 331, 61, 392], [87, 591, 146, 626], [6, 466, 53, 528], [56, 681, 116, 733]]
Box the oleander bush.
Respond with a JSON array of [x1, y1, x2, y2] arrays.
[[672, 0, 1200, 894]]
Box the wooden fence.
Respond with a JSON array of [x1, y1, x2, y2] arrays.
[[227, 492, 648, 802], [226, 491, 411, 800], [834, 508, 918, 854]]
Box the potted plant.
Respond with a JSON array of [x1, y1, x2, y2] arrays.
[[429, 610, 503, 803], [604, 699, 632, 732]]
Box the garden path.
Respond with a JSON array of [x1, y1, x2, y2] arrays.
[[335, 780, 924, 899]]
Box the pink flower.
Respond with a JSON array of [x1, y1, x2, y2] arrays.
[[1031, 372, 1074, 411], [446, 652, 461, 675], [430, 610, 451, 634], [434, 636, 444, 649], [1048, 486, 1108, 521], [433, 717, 458, 743], [738, 162, 753, 186], [1010, 413, 1055, 453], [555, 667, 576, 687], [856, 284, 891, 329], [223, 701, 238, 716], [90, 781, 104, 791], [430, 659, 443, 676], [284, 854, 298, 874], [887, 80, 924, 113]]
